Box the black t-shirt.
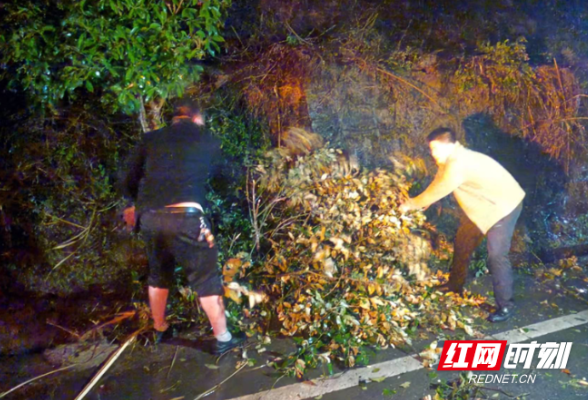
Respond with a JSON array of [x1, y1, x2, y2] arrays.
[[120, 121, 221, 211]]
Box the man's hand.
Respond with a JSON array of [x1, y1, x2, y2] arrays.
[[399, 199, 415, 214], [123, 206, 136, 231], [198, 216, 215, 248], [201, 228, 215, 248]]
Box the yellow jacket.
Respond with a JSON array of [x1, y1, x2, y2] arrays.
[[411, 142, 525, 234]]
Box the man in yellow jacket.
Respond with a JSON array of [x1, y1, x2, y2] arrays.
[[400, 127, 525, 322]]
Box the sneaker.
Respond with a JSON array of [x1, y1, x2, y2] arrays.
[[487, 307, 514, 323], [154, 327, 175, 344], [210, 331, 247, 355]]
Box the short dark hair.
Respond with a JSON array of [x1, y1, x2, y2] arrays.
[[426, 127, 456, 143], [173, 99, 202, 118]]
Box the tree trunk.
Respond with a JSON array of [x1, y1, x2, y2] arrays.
[[138, 97, 166, 133]]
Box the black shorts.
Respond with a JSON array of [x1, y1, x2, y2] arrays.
[[139, 211, 224, 297]]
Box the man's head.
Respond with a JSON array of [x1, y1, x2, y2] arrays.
[[426, 127, 457, 165], [173, 100, 204, 125]]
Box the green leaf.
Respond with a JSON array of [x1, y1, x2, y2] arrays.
[[77, 33, 86, 49], [371, 377, 386, 383], [109, 0, 119, 14], [2, 0, 229, 115]]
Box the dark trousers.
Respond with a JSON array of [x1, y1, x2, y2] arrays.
[[449, 202, 523, 309], [140, 211, 224, 297]]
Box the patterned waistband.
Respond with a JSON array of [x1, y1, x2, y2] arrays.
[[148, 205, 204, 215]]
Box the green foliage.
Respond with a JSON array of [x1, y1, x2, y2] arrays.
[[478, 38, 532, 67], [469, 239, 488, 278], [454, 38, 534, 93], [209, 104, 271, 167], [205, 103, 271, 259], [0, 0, 231, 114], [0, 99, 147, 295], [384, 46, 423, 74], [451, 38, 581, 161]]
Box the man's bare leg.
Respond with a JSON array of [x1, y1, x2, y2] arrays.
[[149, 286, 170, 331], [199, 295, 228, 337]]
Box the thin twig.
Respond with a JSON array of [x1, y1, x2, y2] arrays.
[[44, 213, 86, 229], [324, 272, 345, 299], [193, 362, 248, 400], [231, 25, 245, 48], [74, 331, 143, 400], [80, 311, 137, 341], [474, 385, 527, 398], [561, 285, 588, 306], [51, 226, 90, 250], [0, 364, 79, 398], [227, 232, 242, 255], [173, 0, 184, 14], [270, 373, 288, 391], [284, 21, 309, 45], [46, 321, 81, 339], [167, 346, 180, 380], [375, 66, 444, 111]]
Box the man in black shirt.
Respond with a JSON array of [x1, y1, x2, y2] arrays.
[[121, 102, 244, 354]]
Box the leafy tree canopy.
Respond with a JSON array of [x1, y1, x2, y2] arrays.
[[0, 0, 231, 115]]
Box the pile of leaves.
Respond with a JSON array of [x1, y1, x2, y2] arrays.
[[224, 142, 485, 375]]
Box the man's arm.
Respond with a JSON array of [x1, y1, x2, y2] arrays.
[[119, 142, 146, 230], [406, 161, 464, 210], [120, 142, 146, 202]]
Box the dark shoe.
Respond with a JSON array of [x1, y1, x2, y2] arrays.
[[436, 283, 465, 295], [211, 331, 247, 355], [487, 307, 514, 323], [154, 327, 175, 344]]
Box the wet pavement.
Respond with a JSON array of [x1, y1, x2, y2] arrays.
[[2, 269, 588, 400]]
